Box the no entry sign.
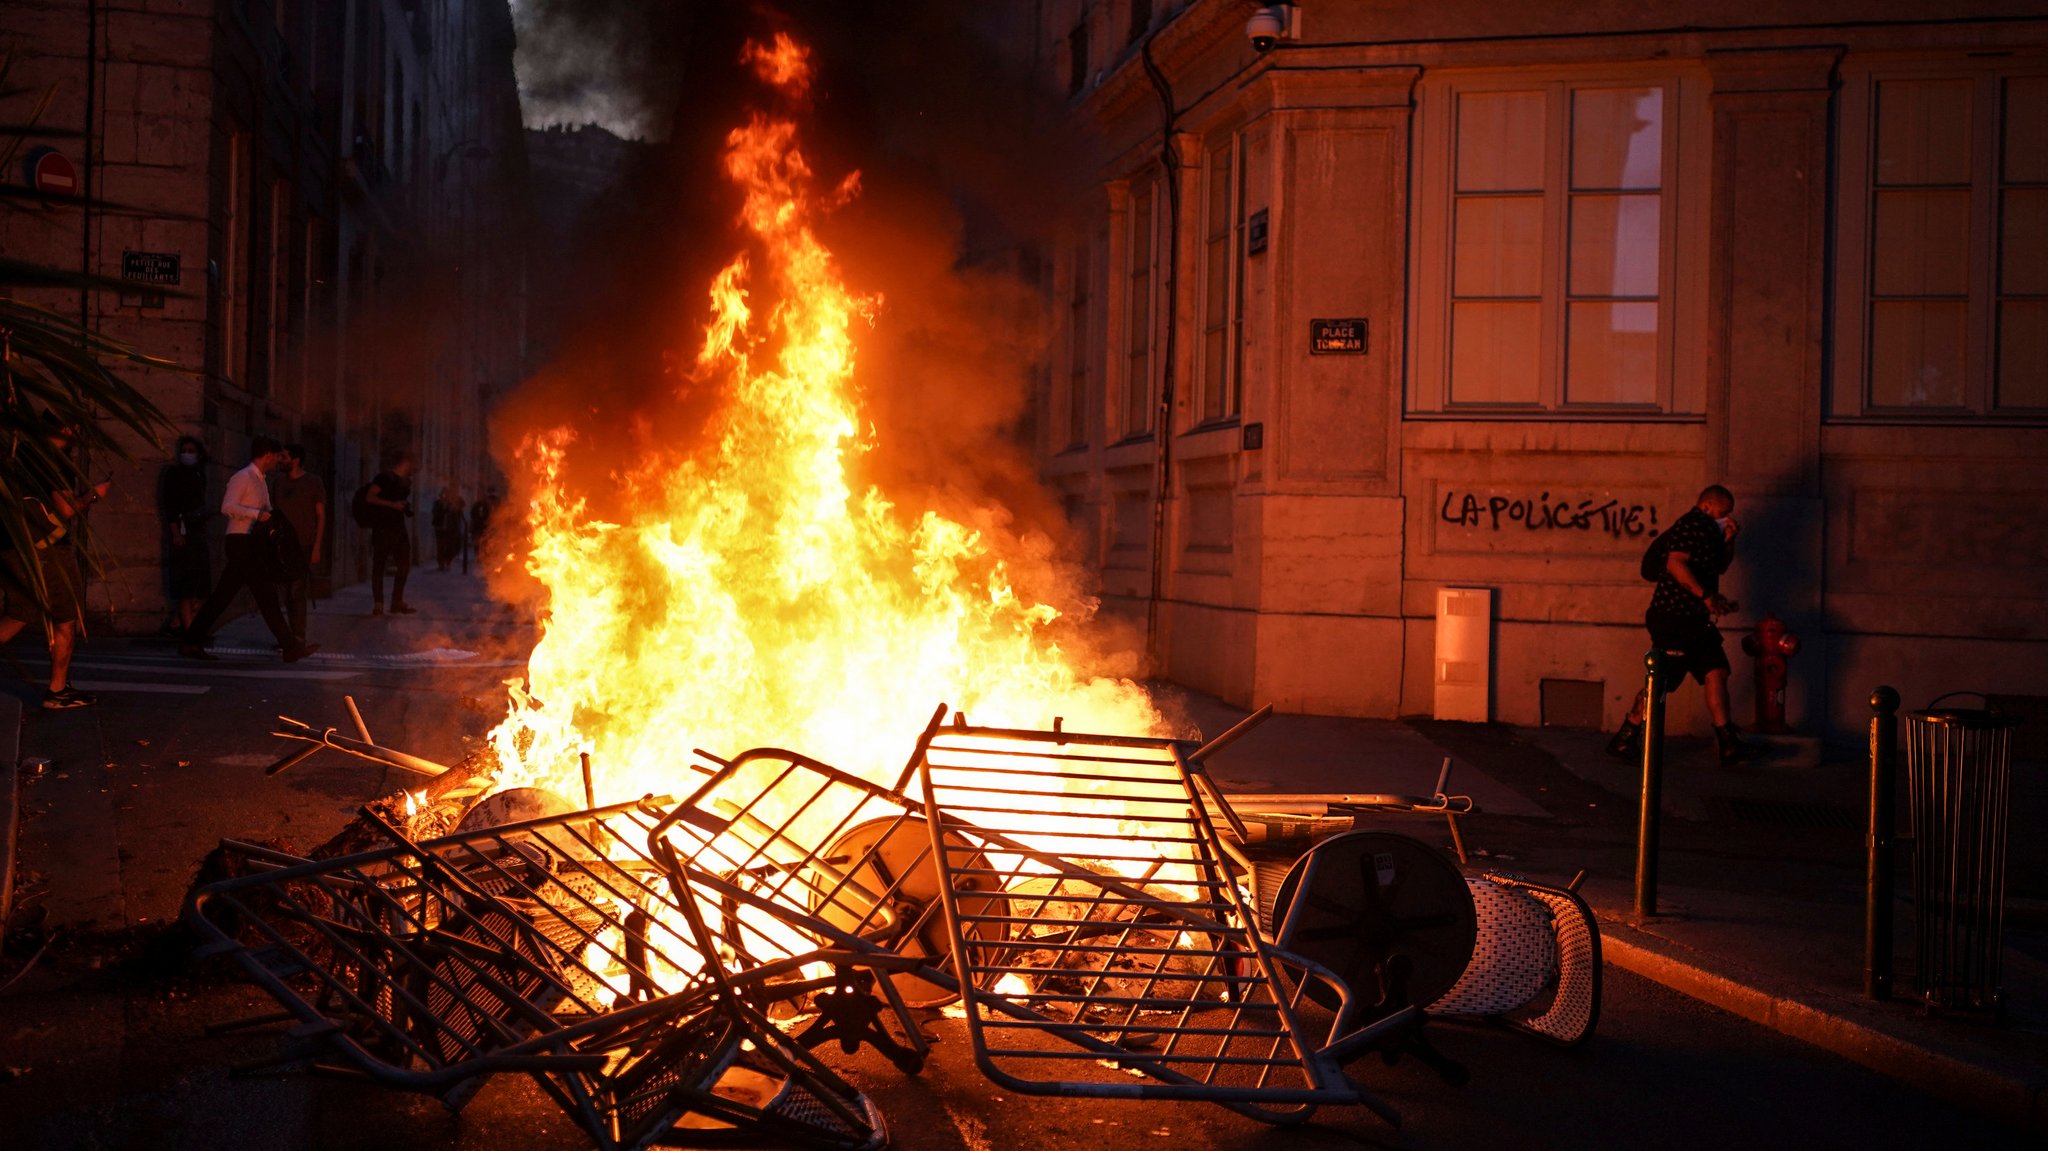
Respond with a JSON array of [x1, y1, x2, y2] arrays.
[[26, 147, 78, 196]]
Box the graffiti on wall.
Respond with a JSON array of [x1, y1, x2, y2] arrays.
[[1440, 491, 1661, 538]]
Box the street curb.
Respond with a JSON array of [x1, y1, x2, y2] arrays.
[[1600, 922, 2046, 1135], [0, 692, 20, 929]]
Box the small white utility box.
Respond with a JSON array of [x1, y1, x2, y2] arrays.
[[1434, 586, 1493, 722]]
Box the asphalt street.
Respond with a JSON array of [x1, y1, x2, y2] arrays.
[[0, 570, 2038, 1149]]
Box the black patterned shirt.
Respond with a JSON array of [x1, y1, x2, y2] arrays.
[[1648, 508, 1730, 622]]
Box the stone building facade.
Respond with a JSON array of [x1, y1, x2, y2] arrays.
[[1033, 1, 2048, 738], [0, 0, 527, 630]]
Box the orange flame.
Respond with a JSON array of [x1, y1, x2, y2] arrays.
[[742, 33, 812, 95], [489, 37, 1161, 803]]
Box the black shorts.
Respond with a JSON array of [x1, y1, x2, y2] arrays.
[[1646, 611, 1729, 686], [2, 543, 84, 630]]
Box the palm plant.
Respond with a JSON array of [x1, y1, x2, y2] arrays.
[[2, 46, 177, 602]]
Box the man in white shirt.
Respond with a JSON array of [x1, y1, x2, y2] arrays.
[[178, 436, 319, 662]]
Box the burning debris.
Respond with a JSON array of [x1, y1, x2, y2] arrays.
[[184, 703, 1601, 1147]]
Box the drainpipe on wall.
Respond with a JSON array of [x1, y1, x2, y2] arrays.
[[1139, 37, 1180, 674]]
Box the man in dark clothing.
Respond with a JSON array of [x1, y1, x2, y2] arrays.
[[1607, 484, 1764, 766], [159, 434, 212, 633], [468, 486, 497, 570], [366, 454, 416, 615], [178, 437, 317, 663], [270, 444, 327, 645]]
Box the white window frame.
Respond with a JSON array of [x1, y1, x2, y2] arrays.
[[1832, 56, 2048, 421], [1410, 66, 1708, 417]]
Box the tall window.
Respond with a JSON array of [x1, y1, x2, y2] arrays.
[[1199, 140, 1243, 423], [1836, 66, 2048, 416], [1123, 180, 1158, 437], [265, 179, 289, 398], [1413, 74, 1697, 414], [1065, 240, 1091, 449]]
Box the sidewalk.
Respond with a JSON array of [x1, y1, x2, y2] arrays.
[[2, 574, 2041, 1135], [1191, 704, 2048, 1136]]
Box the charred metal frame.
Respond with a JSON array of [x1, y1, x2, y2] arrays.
[[906, 708, 1418, 1126]]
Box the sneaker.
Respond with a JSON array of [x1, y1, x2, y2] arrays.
[[1604, 720, 1643, 760], [283, 642, 321, 663], [389, 602, 418, 615], [370, 603, 384, 617], [178, 643, 218, 661], [43, 686, 95, 710], [1716, 724, 1767, 766]]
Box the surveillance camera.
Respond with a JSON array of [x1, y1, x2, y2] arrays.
[[1246, 9, 1282, 52], [1246, 5, 1297, 53]]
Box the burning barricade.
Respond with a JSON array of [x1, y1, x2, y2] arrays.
[[179, 29, 1598, 1146], [183, 701, 1600, 1148]]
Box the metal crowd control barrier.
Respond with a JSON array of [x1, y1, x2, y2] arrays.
[[908, 709, 1420, 1127], [184, 795, 915, 1150], [643, 745, 971, 1015], [1904, 695, 2023, 1012]]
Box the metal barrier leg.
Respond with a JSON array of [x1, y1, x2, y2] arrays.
[[1634, 651, 1672, 923]]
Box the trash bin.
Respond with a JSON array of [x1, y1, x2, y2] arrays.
[[1904, 696, 2023, 1011]]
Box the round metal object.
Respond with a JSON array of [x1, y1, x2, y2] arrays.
[[455, 786, 577, 832], [808, 817, 1008, 1008], [1269, 831, 1477, 1015]]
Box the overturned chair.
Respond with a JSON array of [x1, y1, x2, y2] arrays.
[[1259, 829, 1603, 1049]]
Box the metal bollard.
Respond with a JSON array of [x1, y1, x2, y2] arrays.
[[1866, 686, 1899, 1000], [1635, 650, 1673, 922]]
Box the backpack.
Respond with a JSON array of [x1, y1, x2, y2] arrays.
[[256, 511, 308, 583], [351, 482, 376, 529], [1638, 531, 1671, 582]]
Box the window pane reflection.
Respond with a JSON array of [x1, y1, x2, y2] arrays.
[[1997, 300, 2048, 409], [1869, 300, 1968, 407], [1873, 190, 1971, 296], [1454, 196, 1544, 297], [1877, 79, 1972, 186], [1572, 87, 1663, 190], [1457, 90, 1546, 192], [1566, 301, 1659, 405], [1451, 301, 1541, 404], [1569, 194, 1660, 297]]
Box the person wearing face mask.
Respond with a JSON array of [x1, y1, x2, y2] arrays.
[[158, 435, 213, 634], [1607, 483, 1765, 767]]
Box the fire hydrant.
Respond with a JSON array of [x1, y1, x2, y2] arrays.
[[1740, 613, 1800, 733]]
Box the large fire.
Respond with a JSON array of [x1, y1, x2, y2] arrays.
[[487, 35, 1162, 803]]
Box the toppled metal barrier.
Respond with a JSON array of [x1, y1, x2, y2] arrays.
[[187, 797, 916, 1150]]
